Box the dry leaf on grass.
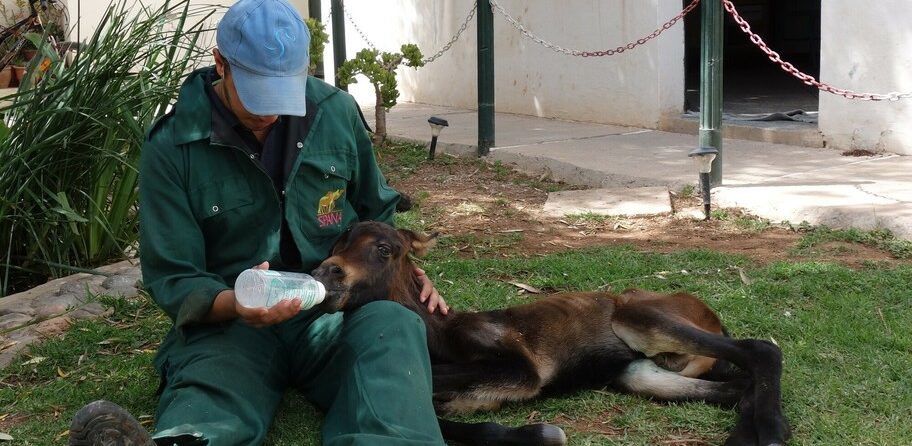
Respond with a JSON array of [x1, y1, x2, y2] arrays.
[[505, 282, 543, 294]]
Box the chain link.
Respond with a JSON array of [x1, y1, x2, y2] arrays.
[[423, 1, 477, 64], [333, 2, 477, 65], [488, 0, 700, 57], [342, 5, 379, 51], [724, 0, 911, 101]]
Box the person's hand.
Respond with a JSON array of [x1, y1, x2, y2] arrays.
[[415, 266, 448, 315], [233, 261, 303, 328], [235, 296, 302, 328]]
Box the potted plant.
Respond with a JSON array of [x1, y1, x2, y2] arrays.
[[0, 65, 12, 88]]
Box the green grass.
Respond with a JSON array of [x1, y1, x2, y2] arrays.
[[3, 248, 911, 445], [791, 224, 912, 259], [731, 215, 772, 233], [564, 212, 615, 225], [679, 183, 696, 197]]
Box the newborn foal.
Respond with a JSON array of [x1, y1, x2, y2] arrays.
[[312, 221, 789, 446]]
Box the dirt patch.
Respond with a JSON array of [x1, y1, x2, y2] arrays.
[[841, 148, 879, 157], [0, 412, 35, 432], [385, 151, 908, 268], [550, 412, 624, 437]]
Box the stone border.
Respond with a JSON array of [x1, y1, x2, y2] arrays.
[[0, 260, 143, 369]]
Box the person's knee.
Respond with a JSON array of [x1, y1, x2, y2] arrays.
[[358, 300, 424, 325], [346, 301, 427, 345]]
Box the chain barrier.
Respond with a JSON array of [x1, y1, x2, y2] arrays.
[[332, 2, 478, 65], [423, 1, 477, 64], [488, 0, 700, 57], [341, 5, 379, 51], [724, 0, 911, 101]]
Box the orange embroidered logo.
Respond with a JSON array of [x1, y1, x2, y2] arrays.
[[317, 189, 344, 227]]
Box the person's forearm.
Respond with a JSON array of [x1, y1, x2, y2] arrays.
[[203, 289, 240, 323]]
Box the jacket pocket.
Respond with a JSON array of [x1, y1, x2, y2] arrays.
[[292, 154, 354, 237], [188, 175, 255, 222]]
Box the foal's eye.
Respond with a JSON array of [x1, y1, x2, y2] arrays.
[[377, 245, 392, 258]]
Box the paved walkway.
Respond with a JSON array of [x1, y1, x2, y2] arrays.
[[376, 102, 912, 240]]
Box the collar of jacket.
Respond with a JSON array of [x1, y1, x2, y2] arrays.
[[171, 67, 341, 146]]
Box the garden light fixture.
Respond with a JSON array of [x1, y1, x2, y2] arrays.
[[427, 116, 449, 160], [688, 146, 719, 220]]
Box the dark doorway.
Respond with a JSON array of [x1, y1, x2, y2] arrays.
[[683, 0, 821, 120]]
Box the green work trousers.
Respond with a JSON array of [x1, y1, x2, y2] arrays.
[[150, 301, 444, 445]]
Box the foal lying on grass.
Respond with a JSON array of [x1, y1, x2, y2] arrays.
[[312, 221, 790, 446]]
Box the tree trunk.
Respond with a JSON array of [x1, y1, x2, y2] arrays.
[[373, 86, 387, 146]]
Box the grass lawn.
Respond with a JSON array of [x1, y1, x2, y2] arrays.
[[2, 244, 910, 445]]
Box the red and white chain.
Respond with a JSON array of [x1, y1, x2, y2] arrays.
[[488, 0, 700, 57], [724, 0, 911, 101]]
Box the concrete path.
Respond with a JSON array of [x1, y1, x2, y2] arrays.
[[375, 103, 912, 240]]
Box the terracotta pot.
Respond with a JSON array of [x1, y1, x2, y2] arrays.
[[0, 66, 12, 88], [22, 48, 37, 62], [11, 65, 26, 88]]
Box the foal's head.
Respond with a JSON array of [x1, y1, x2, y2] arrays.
[[311, 221, 437, 313]]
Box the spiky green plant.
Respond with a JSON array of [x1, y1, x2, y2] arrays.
[[0, 0, 213, 296], [337, 44, 423, 145]]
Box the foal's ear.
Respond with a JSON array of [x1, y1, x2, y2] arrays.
[[398, 229, 439, 258]]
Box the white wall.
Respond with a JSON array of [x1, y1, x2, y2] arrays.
[[63, 0, 308, 50], [819, 1, 912, 155], [323, 0, 685, 129]]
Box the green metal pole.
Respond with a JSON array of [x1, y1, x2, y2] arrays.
[[331, 0, 347, 91], [308, 0, 324, 80], [477, 0, 495, 156], [699, 0, 724, 186]]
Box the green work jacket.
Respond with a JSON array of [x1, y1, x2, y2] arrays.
[[139, 68, 398, 330]]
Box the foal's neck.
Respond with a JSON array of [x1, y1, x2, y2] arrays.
[[401, 266, 459, 354]]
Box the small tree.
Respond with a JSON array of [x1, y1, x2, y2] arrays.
[[337, 44, 423, 145]]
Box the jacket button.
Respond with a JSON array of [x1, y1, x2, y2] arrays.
[[296, 142, 303, 148], [249, 154, 255, 159], [212, 205, 219, 213], [330, 165, 336, 173]]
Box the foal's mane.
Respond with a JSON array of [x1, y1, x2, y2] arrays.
[[384, 241, 425, 313]]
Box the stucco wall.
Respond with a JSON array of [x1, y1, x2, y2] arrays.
[[49, 0, 308, 52], [18, 1, 910, 155], [323, 0, 685, 129], [819, 1, 912, 155]]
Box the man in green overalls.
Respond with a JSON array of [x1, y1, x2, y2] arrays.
[[68, 0, 448, 444]]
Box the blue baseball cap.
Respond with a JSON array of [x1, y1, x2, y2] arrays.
[[216, 0, 310, 116]]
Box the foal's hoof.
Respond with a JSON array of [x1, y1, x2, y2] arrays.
[[506, 423, 567, 446]]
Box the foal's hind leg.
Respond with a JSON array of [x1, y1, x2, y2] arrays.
[[615, 359, 748, 407], [611, 305, 789, 446]]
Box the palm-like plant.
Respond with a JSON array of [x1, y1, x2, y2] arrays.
[[0, 0, 213, 296]]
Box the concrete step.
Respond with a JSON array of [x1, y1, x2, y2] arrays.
[[661, 115, 825, 148]]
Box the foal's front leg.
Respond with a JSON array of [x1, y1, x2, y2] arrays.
[[432, 360, 542, 414], [432, 361, 566, 446]]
